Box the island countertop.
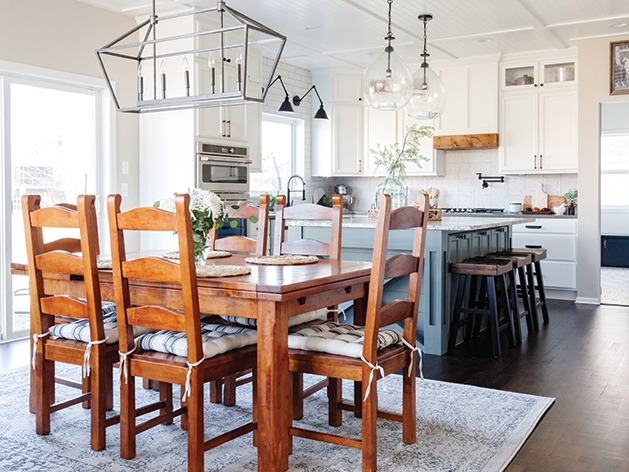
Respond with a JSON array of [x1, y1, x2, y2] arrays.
[[286, 215, 532, 231]]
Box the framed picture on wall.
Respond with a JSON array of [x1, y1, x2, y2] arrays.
[[611, 40, 629, 95]]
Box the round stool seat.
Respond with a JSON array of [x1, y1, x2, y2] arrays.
[[451, 258, 513, 277]]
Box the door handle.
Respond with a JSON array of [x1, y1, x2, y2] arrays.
[[222, 120, 227, 137], [226, 120, 231, 138], [539, 154, 543, 169], [534, 155, 537, 169], [525, 245, 542, 249], [525, 225, 542, 229]]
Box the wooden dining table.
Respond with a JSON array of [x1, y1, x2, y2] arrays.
[[11, 253, 372, 471]]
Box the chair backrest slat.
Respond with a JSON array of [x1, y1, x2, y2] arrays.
[[210, 194, 270, 256], [36, 251, 84, 275], [40, 295, 89, 320], [362, 194, 429, 359], [29, 205, 80, 228], [108, 193, 204, 363]]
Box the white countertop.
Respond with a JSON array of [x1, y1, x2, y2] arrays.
[[286, 215, 532, 231]]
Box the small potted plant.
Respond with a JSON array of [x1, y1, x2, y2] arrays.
[[564, 188, 578, 215]]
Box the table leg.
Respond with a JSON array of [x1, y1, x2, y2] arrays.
[[256, 300, 290, 471]]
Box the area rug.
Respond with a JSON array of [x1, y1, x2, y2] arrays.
[[0, 365, 553, 471]]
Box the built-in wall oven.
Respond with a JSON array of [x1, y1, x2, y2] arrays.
[[196, 142, 250, 202], [197, 142, 251, 237]]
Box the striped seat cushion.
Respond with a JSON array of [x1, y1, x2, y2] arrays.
[[288, 321, 403, 358], [49, 302, 153, 344], [135, 322, 257, 359], [220, 308, 329, 329]]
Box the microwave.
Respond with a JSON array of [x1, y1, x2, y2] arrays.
[[196, 143, 251, 201]]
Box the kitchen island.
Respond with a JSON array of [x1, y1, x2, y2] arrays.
[[286, 215, 531, 355]]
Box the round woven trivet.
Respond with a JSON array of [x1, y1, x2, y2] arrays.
[[196, 265, 251, 278], [245, 255, 319, 265], [162, 251, 231, 260]]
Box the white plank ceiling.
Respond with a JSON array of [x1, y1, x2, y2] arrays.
[[77, 0, 629, 70]]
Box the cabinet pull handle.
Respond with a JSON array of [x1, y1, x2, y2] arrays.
[[222, 120, 227, 137], [458, 234, 467, 240], [358, 159, 362, 173], [534, 83, 538, 87], [534, 155, 537, 169], [604, 239, 607, 249], [226, 120, 231, 138], [525, 225, 542, 229], [525, 245, 542, 249], [540, 83, 544, 87], [539, 154, 543, 169]]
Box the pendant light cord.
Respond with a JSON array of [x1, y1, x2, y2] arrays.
[[385, 0, 394, 76], [421, 15, 429, 88]]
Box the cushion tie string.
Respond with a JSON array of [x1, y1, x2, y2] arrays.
[[183, 357, 205, 400], [118, 344, 137, 384], [401, 338, 424, 380], [360, 354, 385, 402], [330, 306, 346, 321], [82, 338, 108, 378], [31, 331, 51, 370]]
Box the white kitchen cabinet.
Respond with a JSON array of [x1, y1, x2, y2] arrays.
[[312, 73, 365, 176], [512, 218, 577, 299], [500, 53, 576, 91], [499, 88, 577, 174], [432, 57, 499, 135]]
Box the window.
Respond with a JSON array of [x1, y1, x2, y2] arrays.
[[601, 132, 629, 208], [1, 70, 108, 341], [249, 113, 304, 195]]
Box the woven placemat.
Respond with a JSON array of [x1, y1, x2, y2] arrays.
[[196, 265, 251, 278], [162, 251, 231, 260], [245, 255, 319, 266]]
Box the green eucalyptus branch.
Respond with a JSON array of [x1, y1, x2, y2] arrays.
[[370, 124, 433, 181]]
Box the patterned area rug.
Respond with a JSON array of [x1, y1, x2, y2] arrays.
[[0, 365, 553, 471]]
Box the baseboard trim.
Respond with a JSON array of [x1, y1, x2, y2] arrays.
[[575, 297, 600, 305]]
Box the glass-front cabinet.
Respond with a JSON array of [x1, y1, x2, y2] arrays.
[[501, 53, 576, 90]]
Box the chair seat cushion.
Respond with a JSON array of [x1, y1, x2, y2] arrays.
[[220, 308, 328, 329], [288, 321, 403, 358], [49, 302, 153, 344], [135, 323, 257, 359]]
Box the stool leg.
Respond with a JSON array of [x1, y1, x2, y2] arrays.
[[534, 261, 550, 324], [498, 273, 516, 348], [517, 266, 534, 334], [506, 270, 522, 343], [525, 264, 540, 331], [486, 276, 502, 358], [472, 276, 488, 338], [449, 274, 467, 353]]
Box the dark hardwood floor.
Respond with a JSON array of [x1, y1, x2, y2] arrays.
[[2, 299, 628, 471]]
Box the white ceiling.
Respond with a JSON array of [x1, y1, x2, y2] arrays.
[[78, 0, 629, 70]]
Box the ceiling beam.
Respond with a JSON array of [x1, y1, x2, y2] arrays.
[[510, 0, 568, 49]]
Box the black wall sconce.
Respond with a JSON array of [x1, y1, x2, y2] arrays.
[[293, 85, 329, 120], [268, 75, 294, 113], [476, 173, 504, 189]]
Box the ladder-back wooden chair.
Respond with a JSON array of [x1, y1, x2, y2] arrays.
[[287, 193, 430, 472], [207, 195, 270, 405], [208, 194, 269, 255], [273, 193, 345, 418], [22, 194, 119, 451], [107, 193, 257, 472]]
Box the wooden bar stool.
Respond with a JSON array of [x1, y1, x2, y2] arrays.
[[484, 253, 534, 343], [449, 257, 516, 358], [497, 248, 549, 330]]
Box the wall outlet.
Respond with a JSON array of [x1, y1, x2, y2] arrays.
[[122, 161, 129, 175], [121, 183, 128, 197]]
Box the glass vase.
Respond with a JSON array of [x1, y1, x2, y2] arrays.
[[375, 169, 406, 210], [193, 231, 211, 265]]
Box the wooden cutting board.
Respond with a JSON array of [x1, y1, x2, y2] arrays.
[[523, 194, 566, 210], [532, 183, 548, 209]]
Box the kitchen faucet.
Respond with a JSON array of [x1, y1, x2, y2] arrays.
[[286, 174, 306, 207]]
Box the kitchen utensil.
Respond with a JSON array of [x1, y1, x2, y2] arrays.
[[553, 203, 566, 215], [334, 184, 348, 195], [531, 183, 549, 210]]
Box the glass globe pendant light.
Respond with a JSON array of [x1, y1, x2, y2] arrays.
[[363, 0, 412, 110], [405, 14, 447, 120]]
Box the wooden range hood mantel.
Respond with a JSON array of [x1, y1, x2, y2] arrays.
[[433, 133, 499, 150]]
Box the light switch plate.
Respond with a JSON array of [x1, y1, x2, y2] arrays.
[[122, 161, 129, 175], [121, 183, 128, 197]]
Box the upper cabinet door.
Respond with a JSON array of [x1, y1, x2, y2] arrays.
[[364, 107, 398, 175], [499, 93, 539, 173], [432, 59, 498, 135], [538, 90, 578, 172]]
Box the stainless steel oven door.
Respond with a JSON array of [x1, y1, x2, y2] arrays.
[[197, 155, 250, 200]]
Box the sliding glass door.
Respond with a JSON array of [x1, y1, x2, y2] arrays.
[[1, 75, 102, 341]]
